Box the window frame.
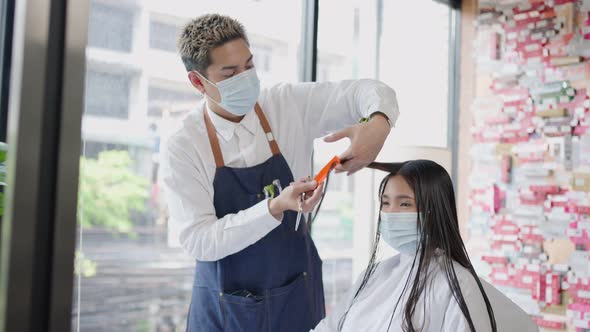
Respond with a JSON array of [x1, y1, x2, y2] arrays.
[[0, 0, 88, 331]]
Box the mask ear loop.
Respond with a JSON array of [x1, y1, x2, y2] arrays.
[[193, 71, 222, 106]]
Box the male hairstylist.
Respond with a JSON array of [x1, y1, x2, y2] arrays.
[[161, 14, 399, 332]]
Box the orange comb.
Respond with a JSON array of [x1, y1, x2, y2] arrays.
[[314, 156, 341, 184]]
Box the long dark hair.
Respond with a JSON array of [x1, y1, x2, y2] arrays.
[[338, 160, 497, 332]]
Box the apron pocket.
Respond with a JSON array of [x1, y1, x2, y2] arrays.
[[219, 291, 265, 332], [268, 272, 313, 332]]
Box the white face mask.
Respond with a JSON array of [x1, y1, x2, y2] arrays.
[[197, 68, 261, 116], [379, 212, 421, 256]]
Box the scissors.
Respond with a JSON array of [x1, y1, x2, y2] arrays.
[[295, 156, 341, 231]]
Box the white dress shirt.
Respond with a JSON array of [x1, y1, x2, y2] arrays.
[[161, 80, 399, 261], [312, 254, 539, 332]]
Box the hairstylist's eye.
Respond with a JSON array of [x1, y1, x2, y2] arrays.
[[221, 70, 237, 79], [382, 201, 390, 206], [400, 202, 413, 207], [246, 64, 254, 70]]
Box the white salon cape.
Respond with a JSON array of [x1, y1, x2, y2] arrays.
[[161, 80, 399, 261], [312, 253, 539, 332]]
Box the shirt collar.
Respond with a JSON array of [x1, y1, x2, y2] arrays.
[[206, 104, 257, 141]]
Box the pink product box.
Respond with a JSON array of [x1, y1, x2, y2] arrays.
[[573, 205, 590, 215], [504, 98, 529, 108], [543, 125, 573, 137], [544, 195, 570, 211], [558, 63, 590, 81], [568, 303, 590, 325], [490, 266, 514, 286], [512, 2, 545, 15], [501, 155, 512, 183], [472, 129, 502, 143], [533, 271, 562, 304], [520, 189, 547, 205], [502, 132, 532, 143], [544, 34, 574, 57], [491, 85, 529, 96], [482, 255, 509, 265], [520, 227, 545, 243], [564, 276, 590, 296], [559, 90, 588, 110], [532, 316, 565, 329], [546, 273, 561, 305], [567, 228, 590, 245], [574, 125, 590, 135], [552, 0, 576, 5], [484, 114, 513, 125], [530, 185, 561, 194]]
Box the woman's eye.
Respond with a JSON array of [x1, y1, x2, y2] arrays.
[[400, 202, 412, 207], [246, 64, 254, 70], [382, 202, 390, 206]]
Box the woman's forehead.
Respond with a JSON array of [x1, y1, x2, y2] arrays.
[[384, 175, 414, 198]]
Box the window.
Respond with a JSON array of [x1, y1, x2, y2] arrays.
[[313, 0, 373, 314], [87, 1, 134, 52], [251, 44, 272, 73], [82, 141, 129, 159], [149, 20, 179, 53], [73, 1, 306, 330], [379, 0, 451, 148], [313, 0, 454, 313], [84, 70, 132, 119], [147, 84, 201, 118]]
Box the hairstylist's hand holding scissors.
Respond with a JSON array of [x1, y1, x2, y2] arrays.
[[324, 113, 391, 176], [268, 180, 325, 220]]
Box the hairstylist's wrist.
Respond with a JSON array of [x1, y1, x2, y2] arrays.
[[268, 197, 284, 221]]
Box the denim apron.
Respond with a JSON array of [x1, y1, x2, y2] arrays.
[[187, 104, 325, 332]]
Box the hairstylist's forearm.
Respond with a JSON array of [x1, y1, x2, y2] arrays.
[[177, 199, 282, 261], [368, 112, 393, 133]]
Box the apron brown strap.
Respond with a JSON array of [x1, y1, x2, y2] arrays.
[[204, 103, 281, 168], [254, 103, 281, 156], [203, 109, 225, 168]]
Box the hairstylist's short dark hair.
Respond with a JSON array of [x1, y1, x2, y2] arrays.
[[177, 14, 249, 76]]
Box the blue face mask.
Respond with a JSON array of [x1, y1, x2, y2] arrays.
[[197, 68, 261, 116], [379, 212, 421, 256]]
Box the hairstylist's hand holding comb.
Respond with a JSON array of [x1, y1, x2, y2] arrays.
[[268, 180, 325, 220], [324, 113, 391, 175]]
